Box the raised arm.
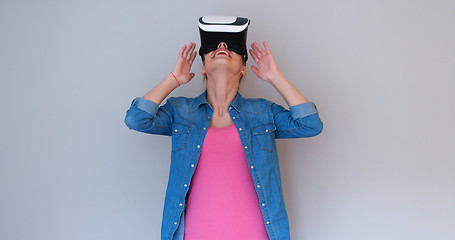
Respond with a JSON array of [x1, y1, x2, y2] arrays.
[[249, 41, 308, 107], [142, 42, 198, 105], [249, 41, 322, 137], [124, 42, 197, 135]]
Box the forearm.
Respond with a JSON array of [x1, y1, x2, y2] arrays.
[[270, 72, 309, 107], [142, 73, 180, 105]]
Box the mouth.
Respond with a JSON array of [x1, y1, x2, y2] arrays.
[[212, 48, 232, 58]]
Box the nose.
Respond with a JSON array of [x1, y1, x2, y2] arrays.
[[217, 42, 228, 49]]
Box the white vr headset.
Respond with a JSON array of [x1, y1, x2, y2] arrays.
[[198, 16, 250, 62]]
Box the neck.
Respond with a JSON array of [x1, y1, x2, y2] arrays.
[[206, 71, 241, 117]]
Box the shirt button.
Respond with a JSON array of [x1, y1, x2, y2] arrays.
[[265, 129, 269, 132], [207, 116, 210, 119], [257, 185, 261, 188], [174, 129, 178, 132], [239, 128, 242, 131], [179, 203, 183, 206], [191, 164, 195, 168], [197, 145, 201, 148], [262, 203, 266, 207], [250, 166, 254, 169], [233, 116, 236, 119], [184, 184, 188, 187], [203, 128, 206, 130], [266, 221, 270, 225], [244, 146, 248, 149], [174, 222, 178, 225], [229, 107, 232, 110]]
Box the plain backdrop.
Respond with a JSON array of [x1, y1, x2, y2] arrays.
[[1, 0, 454, 239]]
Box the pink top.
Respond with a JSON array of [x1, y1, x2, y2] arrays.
[[184, 123, 269, 240]]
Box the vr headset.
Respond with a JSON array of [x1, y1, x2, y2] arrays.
[[198, 16, 250, 62]]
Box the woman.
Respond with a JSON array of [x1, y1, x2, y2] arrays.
[[124, 17, 323, 240]]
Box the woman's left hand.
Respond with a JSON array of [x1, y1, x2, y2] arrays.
[[249, 41, 283, 84]]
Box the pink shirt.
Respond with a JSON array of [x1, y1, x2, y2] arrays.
[[184, 123, 269, 240]]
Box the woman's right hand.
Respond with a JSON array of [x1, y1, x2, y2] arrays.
[[171, 42, 198, 85]]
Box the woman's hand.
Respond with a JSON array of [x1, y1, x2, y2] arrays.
[[250, 41, 309, 107], [249, 41, 283, 84], [171, 42, 198, 85]]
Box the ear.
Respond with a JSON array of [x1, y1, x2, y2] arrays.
[[241, 66, 247, 76], [201, 65, 207, 76]]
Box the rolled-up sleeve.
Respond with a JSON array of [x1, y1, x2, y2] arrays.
[[124, 97, 173, 136], [290, 102, 319, 119], [135, 97, 159, 115], [272, 101, 323, 139]]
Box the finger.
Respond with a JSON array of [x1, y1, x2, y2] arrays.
[[252, 42, 266, 57], [183, 43, 192, 58], [251, 42, 260, 52], [189, 51, 197, 65], [186, 42, 196, 60], [249, 49, 260, 64], [178, 45, 186, 58], [185, 42, 195, 58], [251, 43, 264, 60], [251, 43, 262, 58], [250, 66, 260, 77], [263, 41, 271, 55]]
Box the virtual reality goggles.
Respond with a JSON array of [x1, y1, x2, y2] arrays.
[[198, 16, 250, 62]]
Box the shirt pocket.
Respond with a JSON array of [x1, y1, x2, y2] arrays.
[[252, 123, 277, 152], [171, 123, 192, 152]]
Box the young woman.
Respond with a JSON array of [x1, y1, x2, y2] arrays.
[[124, 17, 323, 240]]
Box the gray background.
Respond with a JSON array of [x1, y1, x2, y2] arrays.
[[1, 0, 454, 239]]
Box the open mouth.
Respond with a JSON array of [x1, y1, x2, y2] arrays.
[[212, 49, 232, 58]]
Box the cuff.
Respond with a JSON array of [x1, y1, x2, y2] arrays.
[[131, 97, 159, 115], [290, 102, 319, 119]]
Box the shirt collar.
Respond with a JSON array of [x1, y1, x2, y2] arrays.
[[193, 90, 244, 112], [194, 90, 209, 109], [229, 91, 244, 112]]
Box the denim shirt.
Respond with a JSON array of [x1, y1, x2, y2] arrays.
[[124, 91, 323, 240]]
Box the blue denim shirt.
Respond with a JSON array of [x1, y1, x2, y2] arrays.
[[124, 91, 323, 240]]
